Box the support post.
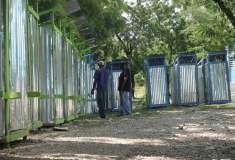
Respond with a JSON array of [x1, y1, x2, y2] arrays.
[[34, 0, 41, 121], [50, 11, 54, 25], [63, 26, 68, 119], [58, 18, 61, 31], [3, 0, 10, 149], [26, 0, 33, 127], [51, 11, 56, 122]]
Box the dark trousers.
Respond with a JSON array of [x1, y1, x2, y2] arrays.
[[96, 90, 106, 118]]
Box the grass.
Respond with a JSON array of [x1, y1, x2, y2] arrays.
[[67, 98, 235, 131], [134, 86, 146, 99], [77, 87, 235, 122]]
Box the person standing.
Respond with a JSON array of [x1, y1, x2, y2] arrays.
[[91, 61, 109, 119], [118, 61, 131, 116]]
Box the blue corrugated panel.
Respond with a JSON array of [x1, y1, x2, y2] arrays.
[[144, 54, 169, 108], [170, 52, 199, 106]]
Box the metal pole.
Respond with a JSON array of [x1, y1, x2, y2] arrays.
[[50, 11, 56, 122], [33, 0, 41, 121], [63, 26, 68, 119], [26, 0, 33, 126]]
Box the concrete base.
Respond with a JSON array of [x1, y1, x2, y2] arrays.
[[230, 83, 235, 96]]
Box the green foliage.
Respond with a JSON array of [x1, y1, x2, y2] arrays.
[[173, 0, 235, 53], [74, 0, 127, 61], [197, 51, 208, 62], [38, 0, 66, 11], [38, 0, 235, 87], [135, 72, 145, 87]]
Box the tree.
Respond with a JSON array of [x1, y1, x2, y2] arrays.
[[115, 0, 153, 98], [114, 0, 190, 97], [74, 0, 127, 58], [172, 0, 235, 51]]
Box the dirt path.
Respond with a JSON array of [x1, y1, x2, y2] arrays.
[[1, 107, 235, 160]]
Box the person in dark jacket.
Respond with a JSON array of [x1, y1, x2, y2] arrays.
[[118, 61, 131, 116], [91, 61, 109, 119]]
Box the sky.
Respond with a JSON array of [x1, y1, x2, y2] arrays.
[[124, 0, 137, 6], [123, 0, 136, 18], [122, 0, 179, 18], [124, 0, 136, 4]]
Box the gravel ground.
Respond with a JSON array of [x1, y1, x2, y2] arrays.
[[1, 108, 235, 160]]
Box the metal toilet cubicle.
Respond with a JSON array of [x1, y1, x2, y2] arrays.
[[63, 40, 76, 121], [80, 55, 92, 115], [39, 24, 65, 125], [0, 0, 94, 148], [0, 0, 44, 147], [77, 39, 97, 115], [85, 46, 99, 115], [73, 48, 81, 119], [79, 46, 98, 115], [170, 52, 199, 106], [86, 53, 99, 114], [106, 59, 132, 112], [144, 54, 169, 108], [79, 58, 86, 115], [86, 57, 92, 114], [39, 0, 82, 125], [199, 51, 231, 104], [28, 1, 43, 130]]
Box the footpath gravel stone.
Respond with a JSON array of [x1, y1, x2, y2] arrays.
[[1, 108, 235, 159]]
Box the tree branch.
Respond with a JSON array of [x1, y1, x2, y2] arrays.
[[213, 0, 235, 28], [156, 14, 161, 26], [116, 34, 128, 53], [129, 43, 133, 55]]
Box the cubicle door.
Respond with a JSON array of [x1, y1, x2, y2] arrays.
[[9, 0, 31, 131], [179, 65, 197, 104], [208, 63, 230, 103], [29, 13, 39, 123], [39, 27, 53, 124], [66, 43, 74, 117], [148, 67, 168, 106], [54, 31, 64, 120]]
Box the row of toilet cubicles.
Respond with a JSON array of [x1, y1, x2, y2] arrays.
[[145, 51, 231, 108], [0, 0, 131, 147], [0, 0, 132, 147]]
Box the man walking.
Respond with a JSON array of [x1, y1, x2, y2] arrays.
[[91, 61, 109, 119], [118, 61, 131, 116]]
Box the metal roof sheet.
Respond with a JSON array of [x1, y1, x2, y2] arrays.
[[72, 16, 87, 26], [79, 28, 92, 37], [85, 38, 95, 45], [90, 45, 98, 51], [61, 0, 81, 15]]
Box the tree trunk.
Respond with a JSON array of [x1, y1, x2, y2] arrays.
[[167, 45, 173, 95], [131, 72, 135, 99], [202, 40, 205, 51]]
